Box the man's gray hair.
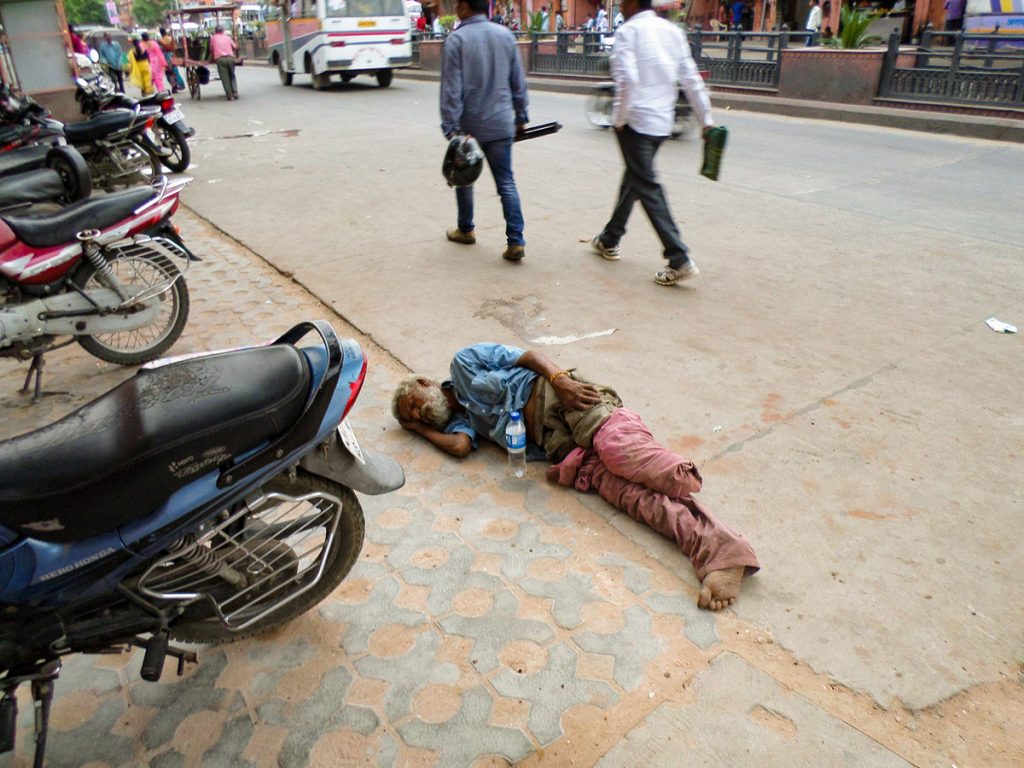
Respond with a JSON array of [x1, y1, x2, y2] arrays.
[[391, 374, 423, 420]]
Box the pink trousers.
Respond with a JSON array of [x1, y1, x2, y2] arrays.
[[547, 409, 759, 581]]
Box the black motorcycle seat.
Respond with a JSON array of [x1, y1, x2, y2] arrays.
[[0, 145, 49, 179], [0, 169, 64, 210], [139, 91, 171, 107], [63, 109, 137, 144], [1, 187, 156, 247], [0, 346, 310, 543]]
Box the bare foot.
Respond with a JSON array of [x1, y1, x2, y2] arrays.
[[698, 566, 745, 611]]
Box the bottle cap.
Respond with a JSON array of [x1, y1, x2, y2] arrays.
[[510, 411, 521, 421]]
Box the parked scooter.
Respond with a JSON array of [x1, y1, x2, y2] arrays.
[[0, 176, 196, 397], [0, 85, 160, 190], [76, 74, 194, 174], [0, 144, 92, 211], [0, 320, 404, 767]]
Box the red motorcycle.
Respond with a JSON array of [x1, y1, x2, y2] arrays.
[[0, 176, 196, 397]]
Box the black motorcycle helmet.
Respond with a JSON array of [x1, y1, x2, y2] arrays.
[[442, 134, 484, 188]]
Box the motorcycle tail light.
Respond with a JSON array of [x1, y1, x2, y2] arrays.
[[161, 99, 174, 111], [144, 117, 155, 129]]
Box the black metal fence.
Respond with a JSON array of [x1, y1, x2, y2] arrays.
[[686, 28, 812, 88], [526, 29, 813, 87], [529, 33, 612, 76], [878, 29, 1024, 108]]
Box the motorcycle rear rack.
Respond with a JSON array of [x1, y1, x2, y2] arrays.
[[104, 236, 190, 309], [136, 489, 342, 632]]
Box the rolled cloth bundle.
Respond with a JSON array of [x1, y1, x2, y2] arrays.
[[700, 125, 728, 181]]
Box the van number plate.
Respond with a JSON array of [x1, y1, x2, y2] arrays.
[[358, 19, 376, 27]]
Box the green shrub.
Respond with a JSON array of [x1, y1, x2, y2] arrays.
[[826, 5, 884, 49]]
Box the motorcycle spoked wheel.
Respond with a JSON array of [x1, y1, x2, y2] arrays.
[[154, 124, 190, 174], [586, 87, 615, 129], [168, 472, 365, 644], [71, 247, 190, 365]]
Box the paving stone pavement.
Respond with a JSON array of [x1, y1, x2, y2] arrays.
[[0, 209, 731, 768], [2, 209, 1015, 768]]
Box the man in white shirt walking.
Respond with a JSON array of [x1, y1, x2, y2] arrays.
[[590, 0, 715, 286], [805, 0, 822, 46]]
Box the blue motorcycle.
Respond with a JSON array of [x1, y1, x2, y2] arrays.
[[0, 321, 404, 767]]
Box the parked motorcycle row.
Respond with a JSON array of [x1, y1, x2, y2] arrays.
[[0, 73, 197, 397], [0, 65, 405, 768]]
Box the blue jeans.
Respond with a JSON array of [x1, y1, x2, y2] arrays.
[[455, 137, 524, 246]]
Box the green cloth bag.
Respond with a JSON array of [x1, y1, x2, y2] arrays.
[[700, 125, 728, 181]]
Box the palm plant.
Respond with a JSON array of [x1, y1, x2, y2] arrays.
[[826, 5, 884, 49], [527, 10, 548, 33]]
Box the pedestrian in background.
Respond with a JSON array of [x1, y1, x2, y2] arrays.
[[68, 25, 88, 55], [440, 0, 530, 262], [142, 32, 167, 92], [805, 0, 822, 45], [590, 0, 715, 287], [943, 0, 966, 32], [210, 26, 239, 100], [160, 27, 184, 93], [99, 32, 124, 93], [128, 37, 154, 96], [730, 0, 744, 29]]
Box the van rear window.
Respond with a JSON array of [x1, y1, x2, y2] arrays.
[[326, 0, 405, 17]]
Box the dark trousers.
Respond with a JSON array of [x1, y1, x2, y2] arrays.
[[600, 126, 689, 268], [105, 65, 124, 93], [216, 56, 237, 98]]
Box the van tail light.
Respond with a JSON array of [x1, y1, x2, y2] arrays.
[[390, 37, 405, 44], [332, 40, 346, 47]]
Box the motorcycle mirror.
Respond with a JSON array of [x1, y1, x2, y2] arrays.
[[89, 49, 100, 63]]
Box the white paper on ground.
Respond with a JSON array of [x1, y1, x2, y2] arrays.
[[985, 317, 1018, 334]]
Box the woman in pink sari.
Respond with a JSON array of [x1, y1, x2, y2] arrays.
[[142, 32, 167, 92]]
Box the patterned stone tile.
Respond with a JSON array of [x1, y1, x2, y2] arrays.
[[397, 686, 533, 767], [354, 627, 460, 723], [255, 666, 378, 768], [598, 553, 653, 595], [573, 604, 663, 690], [439, 587, 555, 675], [319, 573, 427, 656], [401, 544, 506, 617], [490, 642, 618, 745], [643, 591, 720, 650]]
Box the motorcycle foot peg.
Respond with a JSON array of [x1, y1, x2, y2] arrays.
[[0, 691, 17, 753], [140, 631, 169, 682]]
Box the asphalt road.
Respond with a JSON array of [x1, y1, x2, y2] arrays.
[[178, 64, 1024, 712]]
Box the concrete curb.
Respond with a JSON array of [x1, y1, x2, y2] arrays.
[[395, 67, 1024, 143]]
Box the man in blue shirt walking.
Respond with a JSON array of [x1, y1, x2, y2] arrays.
[[440, 0, 530, 262], [98, 32, 125, 93]]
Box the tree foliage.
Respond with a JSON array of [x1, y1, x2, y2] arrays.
[[133, 0, 174, 29], [65, 0, 109, 26]]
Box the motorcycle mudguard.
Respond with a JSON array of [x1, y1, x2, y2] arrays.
[[144, 221, 200, 260], [299, 425, 405, 495]]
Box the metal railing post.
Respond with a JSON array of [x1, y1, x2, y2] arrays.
[[878, 30, 901, 97], [918, 24, 932, 68], [983, 25, 999, 68], [690, 26, 703, 63], [1014, 61, 1024, 107], [947, 30, 963, 99], [732, 30, 743, 85], [773, 32, 785, 86]]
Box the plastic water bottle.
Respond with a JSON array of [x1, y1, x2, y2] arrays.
[[505, 411, 527, 478]]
